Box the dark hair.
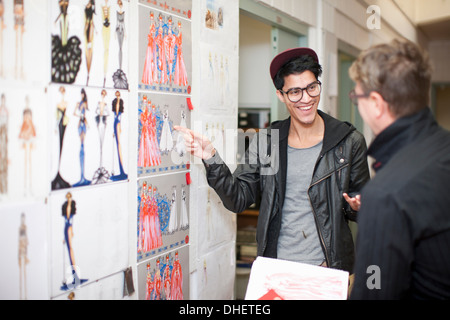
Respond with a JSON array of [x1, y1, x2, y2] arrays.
[[273, 55, 323, 90]]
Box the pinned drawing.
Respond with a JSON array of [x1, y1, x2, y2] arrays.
[[138, 96, 161, 167], [0, 0, 5, 77], [51, 0, 82, 84], [13, 0, 25, 79], [102, 0, 111, 88], [0, 93, 7, 194], [73, 88, 91, 187], [92, 89, 110, 184], [110, 90, 127, 181], [18, 213, 29, 300], [18, 96, 36, 196], [112, 0, 128, 89], [84, 0, 96, 86], [52, 86, 71, 190], [61, 192, 88, 291]]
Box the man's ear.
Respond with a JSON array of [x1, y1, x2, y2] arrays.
[[276, 90, 286, 104], [369, 91, 389, 119]]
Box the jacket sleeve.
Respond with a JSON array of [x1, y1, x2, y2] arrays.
[[343, 131, 371, 221], [203, 133, 261, 213]]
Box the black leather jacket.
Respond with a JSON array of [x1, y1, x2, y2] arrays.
[[204, 111, 370, 273]]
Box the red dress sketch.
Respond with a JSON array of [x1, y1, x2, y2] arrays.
[[138, 97, 161, 167], [164, 18, 176, 84], [153, 259, 162, 300], [149, 186, 163, 249], [171, 251, 183, 300], [155, 15, 167, 85], [145, 263, 154, 300], [141, 12, 156, 85], [163, 255, 171, 299], [139, 182, 152, 253], [174, 21, 188, 87]]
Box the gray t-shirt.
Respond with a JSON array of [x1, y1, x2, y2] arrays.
[[277, 141, 325, 265]]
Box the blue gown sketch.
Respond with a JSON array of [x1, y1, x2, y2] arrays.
[[110, 91, 127, 181], [61, 192, 88, 291]]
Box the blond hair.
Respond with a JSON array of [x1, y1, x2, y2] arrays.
[[349, 38, 433, 118]]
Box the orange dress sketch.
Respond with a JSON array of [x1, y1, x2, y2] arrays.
[[164, 18, 176, 84], [174, 21, 188, 87], [163, 255, 171, 299], [138, 97, 161, 167], [141, 12, 156, 85], [155, 15, 167, 85], [170, 251, 183, 300], [153, 259, 162, 300], [18, 97, 36, 195], [145, 263, 154, 300]]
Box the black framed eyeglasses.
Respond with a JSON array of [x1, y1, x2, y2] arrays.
[[349, 89, 370, 107], [279, 81, 322, 103]]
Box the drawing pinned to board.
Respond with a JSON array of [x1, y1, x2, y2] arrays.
[[13, 0, 25, 80], [18, 96, 36, 196], [0, 93, 8, 194], [137, 174, 189, 262], [50, 0, 130, 88], [139, 248, 188, 300], [18, 212, 29, 300], [0, 0, 5, 77], [51, 0, 82, 84], [138, 6, 192, 94], [50, 85, 128, 191], [60, 192, 88, 291], [137, 93, 190, 177]]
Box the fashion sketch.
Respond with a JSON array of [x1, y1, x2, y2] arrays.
[[163, 255, 172, 299], [138, 183, 162, 253], [73, 88, 91, 187], [179, 186, 188, 230], [170, 251, 183, 300], [101, 0, 110, 87], [159, 109, 173, 154], [18, 96, 36, 195], [174, 21, 188, 87], [61, 192, 88, 290], [138, 96, 161, 168], [18, 213, 29, 300], [84, 0, 96, 86], [0, 0, 5, 77], [167, 186, 178, 234], [141, 11, 156, 85], [52, 0, 82, 84], [174, 110, 187, 157], [52, 87, 71, 190], [0, 93, 7, 194], [145, 263, 154, 300], [14, 0, 24, 79], [92, 89, 110, 184], [164, 18, 176, 84], [112, 0, 128, 89], [110, 91, 127, 181]]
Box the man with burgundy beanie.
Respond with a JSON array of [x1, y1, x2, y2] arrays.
[[176, 48, 370, 277]]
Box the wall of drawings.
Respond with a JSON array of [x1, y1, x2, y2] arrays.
[[136, 0, 192, 300]]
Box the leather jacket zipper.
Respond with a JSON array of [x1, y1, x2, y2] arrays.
[[308, 163, 350, 268]]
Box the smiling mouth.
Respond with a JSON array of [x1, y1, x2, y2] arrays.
[[297, 104, 313, 111]]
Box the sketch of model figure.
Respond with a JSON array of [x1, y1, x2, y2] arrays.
[[18, 213, 29, 300], [73, 89, 91, 187], [52, 0, 82, 84], [110, 90, 127, 181], [163, 255, 171, 300], [102, 0, 110, 87], [167, 186, 177, 233], [0, 93, 8, 194], [141, 11, 156, 85], [145, 263, 154, 300], [112, 0, 128, 89], [84, 0, 96, 86], [61, 192, 88, 290], [159, 110, 173, 153], [170, 251, 183, 300], [92, 89, 110, 184], [174, 110, 187, 157], [174, 21, 188, 87], [0, 0, 6, 77], [18, 96, 36, 196], [14, 0, 24, 79], [180, 187, 188, 230], [164, 17, 176, 84], [52, 87, 71, 190]]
